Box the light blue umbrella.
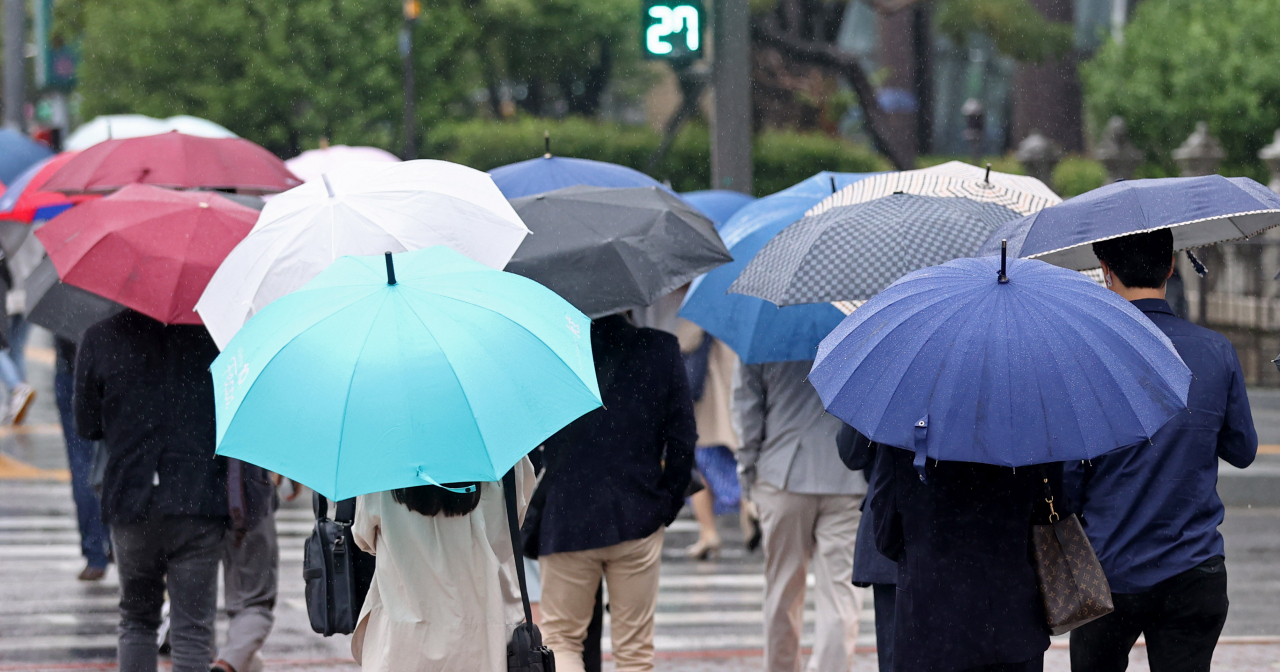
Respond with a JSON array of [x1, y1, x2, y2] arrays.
[[489, 155, 674, 199], [212, 246, 602, 500], [681, 189, 756, 226], [810, 255, 1191, 470], [678, 172, 879, 363]]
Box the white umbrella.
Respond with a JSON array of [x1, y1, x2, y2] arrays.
[[285, 145, 401, 184], [195, 159, 531, 349], [807, 161, 1062, 217], [65, 114, 236, 151]]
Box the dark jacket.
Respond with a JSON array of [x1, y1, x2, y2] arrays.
[[74, 310, 227, 525], [836, 425, 897, 586], [539, 315, 696, 555], [870, 445, 1057, 672]]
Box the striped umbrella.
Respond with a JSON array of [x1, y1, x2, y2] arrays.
[[808, 163, 1060, 218]]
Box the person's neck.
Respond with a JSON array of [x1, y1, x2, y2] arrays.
[[1111, 285, 1166, 302]]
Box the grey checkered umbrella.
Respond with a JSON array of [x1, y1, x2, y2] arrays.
[[729, 193, 1023, 306]]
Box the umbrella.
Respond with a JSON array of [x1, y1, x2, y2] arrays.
[[24, 255, 125, 342], [730, 194, 1024, 306], [0, 129, 54, 186], [43, 132, 301, 195], [977, 175, 1280, 270], [0, 153, 100, 224], [809, 255, 1192, 469], [809, 165, 1060, 218], [490, 154, 672, 199], [196, 160, 529, 349], [677, 172, 880, 364], [285, 145, 400, 184], [681, 189, 756, 227], [35, 185, 258, 324], [212, 246, 602, 501], [506, 186, 732, 319], [65, 114, 237, 151]]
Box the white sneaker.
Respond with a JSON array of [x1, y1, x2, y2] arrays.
[[4, 384, 34, 425]]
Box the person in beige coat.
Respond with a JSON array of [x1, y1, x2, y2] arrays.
[[350, 457, 535, 672]]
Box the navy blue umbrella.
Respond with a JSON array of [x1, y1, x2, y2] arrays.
[[809, 255, 1191, 469], [489, 155, 672, 199], [978, 175, 1280, 270], [0, 130, 53, 186]]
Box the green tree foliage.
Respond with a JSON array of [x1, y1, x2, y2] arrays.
[[1082, 0, 1280, 171], [934, 0, 1073, 64], [63, 0, 477, 157]]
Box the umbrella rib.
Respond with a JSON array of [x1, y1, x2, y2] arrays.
[[330, 290, 393, 497]]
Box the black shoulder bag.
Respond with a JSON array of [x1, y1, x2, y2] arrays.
[[503, 468, 556, 672], [303, 493, 376, 636]]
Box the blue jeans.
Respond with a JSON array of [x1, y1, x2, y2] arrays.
[[0, 314, 31, 390], [56, 370, 110, 567]]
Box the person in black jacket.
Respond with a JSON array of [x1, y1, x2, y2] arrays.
[[75, 310, 227, 672], [837, 426, 898, 672], [537, 314, 696, 672]]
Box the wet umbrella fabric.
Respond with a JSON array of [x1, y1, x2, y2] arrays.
[[489, 155, 672, 199], [65, 114, 237, 151], [731, 194, 1023, 306], [35, 185, 258, 324], [977, 175, 1280, 270], [212, 246, 602, 501], [0, 153, 99, 224], [0, 129, 54, 186], [42, 132, 302, 195], [506, 185, 732, 319], [677, 171, 879, 364], [196, 160, 529, 349], [681, 189, 756, 226], [284, 145, 400, 184], [809, 256, 1192, 469], [809, 165, 1059, 218], [24, 255, 124, 342]]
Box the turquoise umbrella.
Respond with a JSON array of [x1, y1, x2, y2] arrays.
[[212, 245, 602, 500]]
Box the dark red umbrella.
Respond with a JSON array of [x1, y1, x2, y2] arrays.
[[41, 131, 302, 195], [35, 184, 258, 324]]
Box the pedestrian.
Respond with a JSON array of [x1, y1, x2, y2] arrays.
[[210, 460, 280, 672], [869, 446, 1058, 672], [74, 309, 227, 672], [676, 318, 740, 560], [350, 457, 535, 672], [836, 425, 897, 672], [55, 336, 110, 580], [0, 237, 42, 424], [733, 360, 865, 672], [536, 313, 696, 672], [1066, 229, 1257, 672]]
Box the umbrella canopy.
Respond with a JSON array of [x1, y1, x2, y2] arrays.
[[196, 160, 529, 349], [65, 114, 237, 151], [43, 132, 301, 195], [731, 194, 1024, 306], [978, 175, 1280, 270], [35, 185, 258, 324], [0, 129, 54, 186], [284, 145, 401, 184], [212, 246, 602, 501], [809, 256, 1192, 469], [681, 189, 757, 226], [24, 255, 125, 342], [507, 186, 732, 319], [0, 153, 99, 223], [809, 166, 1060, 218], [490, 155, 671, 199], [678, 172, 879, 364]]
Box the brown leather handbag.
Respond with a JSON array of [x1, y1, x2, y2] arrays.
[[1031, 477, 1114, 636]]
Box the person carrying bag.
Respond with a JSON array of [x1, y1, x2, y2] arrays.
[[303, 494, 376, 636]]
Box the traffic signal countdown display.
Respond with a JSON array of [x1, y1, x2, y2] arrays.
[[642, 0, 705, 61]]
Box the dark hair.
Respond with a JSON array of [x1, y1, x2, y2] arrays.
[[391, 483, 482, 517], [1091, 229, 1175, 289]]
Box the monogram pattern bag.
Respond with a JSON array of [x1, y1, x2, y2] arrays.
[[1031, 477, 1114, 636]]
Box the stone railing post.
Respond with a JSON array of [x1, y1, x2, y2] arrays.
[[1014, 131, 1063, 190], [1093, 116, 1143, 184], [1172, 121, 1225, 177]]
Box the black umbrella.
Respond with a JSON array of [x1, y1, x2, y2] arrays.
[[730, 193, 1023, 306], [25, 255, 124, 342], [507, 186, 732, 318]]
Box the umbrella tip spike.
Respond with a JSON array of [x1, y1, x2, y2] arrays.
[[321, 174, 335, 198], [985, 163, 992, 185], [830, 175, 837, 194], [544, 131, 551, 159], [384, 251, 397, 286], [998, 239, 1009, 284]]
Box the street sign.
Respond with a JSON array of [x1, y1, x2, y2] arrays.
[[642, 0, 704, 61]]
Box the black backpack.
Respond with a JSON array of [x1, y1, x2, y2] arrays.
[[303, 494, 376, 636]]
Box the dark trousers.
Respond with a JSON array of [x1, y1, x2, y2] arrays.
[[960, 660, 1043, 672], [1069, 556, 1228, 672], [872, 584, 895, 672], [56, 371, 110, 568]]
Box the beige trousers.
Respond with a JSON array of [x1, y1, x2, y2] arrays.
[[754, 481, 864, 672], [539, 530, 665, 672]]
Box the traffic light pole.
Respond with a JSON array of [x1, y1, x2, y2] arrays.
[[711, 0, 751, 194], [2, 0, 24, 131]]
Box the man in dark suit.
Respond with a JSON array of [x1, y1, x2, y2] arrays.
[[536, 313, 696, 672]]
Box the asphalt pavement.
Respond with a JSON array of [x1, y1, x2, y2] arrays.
[[4, 326, 1280, 671]]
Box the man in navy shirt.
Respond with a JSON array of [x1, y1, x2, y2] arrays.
[[1066, 229, 1257, 672]]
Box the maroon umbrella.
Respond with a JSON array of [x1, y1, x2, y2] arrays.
[[35, 184, 258, 325], [42, 132, 302, 195]]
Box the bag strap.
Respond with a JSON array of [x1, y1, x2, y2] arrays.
[[312, 490, 328, 520], [502, 467, 535, 626], [335, 498, 357, 525], [1038, 465, 1060, 524]]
